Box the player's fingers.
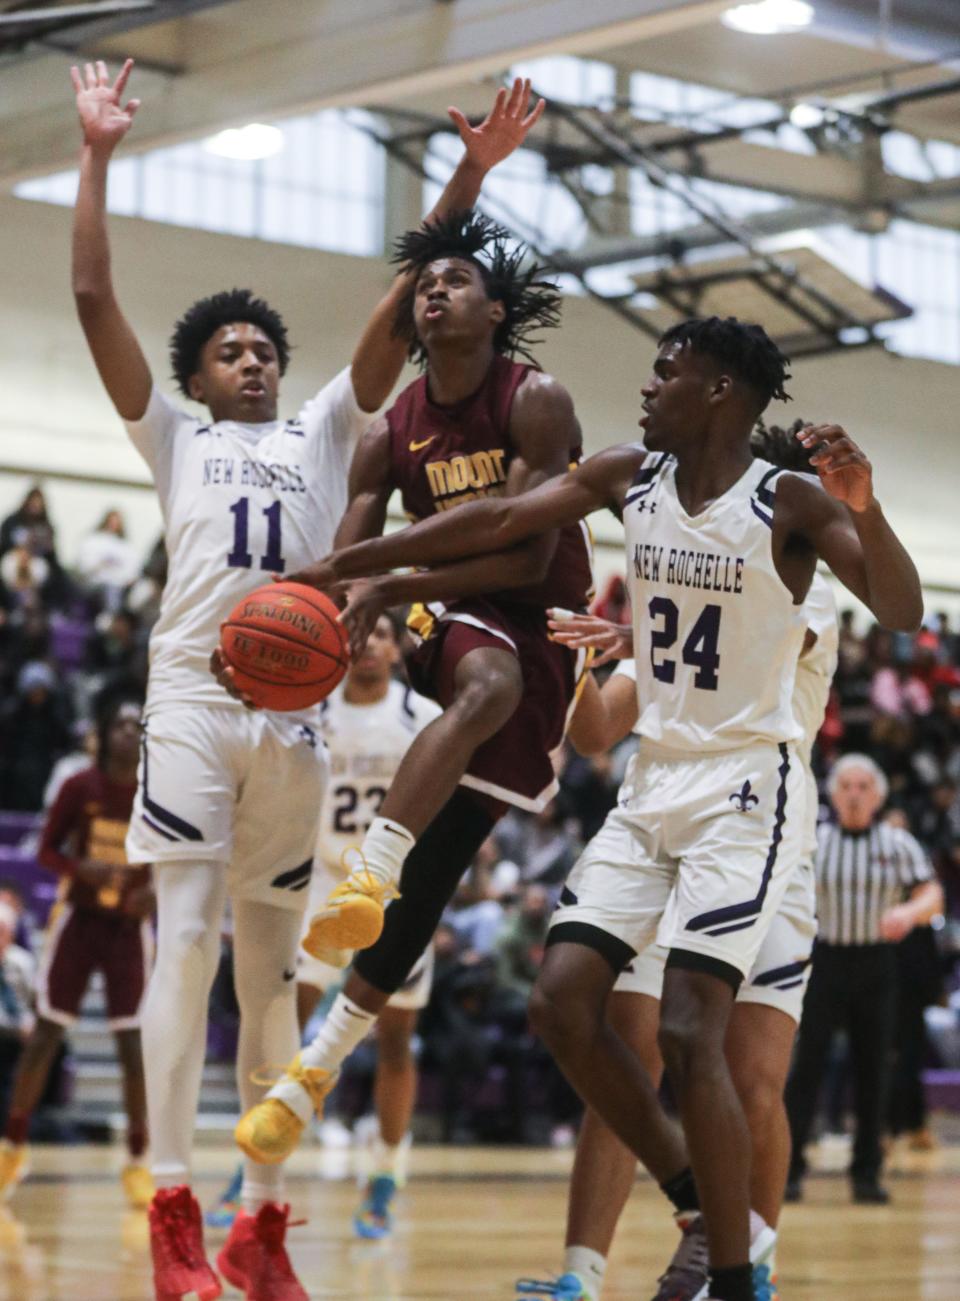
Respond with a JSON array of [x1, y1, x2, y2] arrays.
[[96, 60, 109, 86], [85, 62, 96, 89], [504, 78, 523, 117], [70, 65, 84, 93], [447, 106, 471, 138], [521, 97, 546, 129], [114, 57, 134, 96], [818, 454, 867, 474], [126, 99, 141, 118]]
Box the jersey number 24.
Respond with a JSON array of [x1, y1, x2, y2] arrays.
[[648, 596, 720, 691]]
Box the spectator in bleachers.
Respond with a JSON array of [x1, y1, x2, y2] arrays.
[[0, 486, 68, 609], [0, 662, 72, 811], [83, 608, 139, 694], [494, 884, 551, 1001], [74, 509, 140, 612], [0, 900, 35, 1128]]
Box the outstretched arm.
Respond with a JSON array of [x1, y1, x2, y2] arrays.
[[777, 425, 922, 632], [289, 444, 641, 590], [350, 78, 545, 412], [71, 59, 151, 421]]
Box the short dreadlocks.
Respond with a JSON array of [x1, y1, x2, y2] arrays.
[[659, 316, 792, 413], [751, 417, 816, 472], [169, 288, 291, 396], [392, 210, 562, 366]]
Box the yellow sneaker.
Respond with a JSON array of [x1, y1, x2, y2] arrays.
[[121, 1162, 154, 1209], [301, 864, 400, 954], [235, 1055, 339, 1165], [0, 1141, 28, 1200]]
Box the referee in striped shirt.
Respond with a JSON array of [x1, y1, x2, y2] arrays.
[[785, 753, 943, 1204]]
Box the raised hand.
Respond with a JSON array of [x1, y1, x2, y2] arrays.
[[448, 76, 545, 175], [547, 609, 634, 667], [797, 423, 874, 513], [71, 58, 140, 153]]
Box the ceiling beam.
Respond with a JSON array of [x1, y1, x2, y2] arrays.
[[0, 0, 728, 185]]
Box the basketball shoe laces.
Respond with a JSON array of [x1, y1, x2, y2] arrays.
[[155, 1193, 209, 1281], [253, 1203, 306, 1281], [653, 1213, 710, 1300], [336, 849, 402, 907], [250, 1057, 339, 1111]]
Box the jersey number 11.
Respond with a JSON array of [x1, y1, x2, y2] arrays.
[[227, 498, 285, 572]]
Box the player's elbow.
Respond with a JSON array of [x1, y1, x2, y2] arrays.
[[73, 284, 111, 322]]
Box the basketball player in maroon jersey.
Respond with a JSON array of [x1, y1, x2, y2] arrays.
[[233, 211, 593, 1163], [0, 698, 153, 1208]]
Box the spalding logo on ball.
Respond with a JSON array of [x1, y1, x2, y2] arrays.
[[220, 581, 349, 711]]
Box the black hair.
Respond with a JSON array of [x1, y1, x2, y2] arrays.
[[169, 288, 291, 396], [391, 210, 562, 366], [659, 315, 792, 411], [95, 695, 143, 771], [751, 417, 815, 472]]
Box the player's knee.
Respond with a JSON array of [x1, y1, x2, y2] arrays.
[[735, 1067, 783, 1133], [657, 1012, 714, 1085], [452, 665, 522, 737], [528, 979, 590, 1055]]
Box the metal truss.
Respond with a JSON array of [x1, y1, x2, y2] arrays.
[[362, 72, 960, 356]]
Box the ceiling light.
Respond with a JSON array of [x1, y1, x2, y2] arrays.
[[204, 123, 285, 161], [722, 1, 815, 36], [789, 102, 825, 129]]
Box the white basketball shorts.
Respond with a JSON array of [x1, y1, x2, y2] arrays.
[[296, 854, 434, 1010], [615, 857, 817, 1021], [126, 706, 328, 912], [549, 740, 806, 982]]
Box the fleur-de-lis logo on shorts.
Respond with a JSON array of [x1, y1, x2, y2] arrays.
[[729, 780, 759, 813]]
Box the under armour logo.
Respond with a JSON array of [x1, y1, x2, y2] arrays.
[[729, 781, 759, 813], [636, 499, 657, 513]]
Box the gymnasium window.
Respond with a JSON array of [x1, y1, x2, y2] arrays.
[[14, 108, 385, 258]]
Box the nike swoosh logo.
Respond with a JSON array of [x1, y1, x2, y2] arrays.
[[409, 437, 435, 453], [282, 969, 296, 982]]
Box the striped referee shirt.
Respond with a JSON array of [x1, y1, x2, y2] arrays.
[[814, 822, 932, 946]]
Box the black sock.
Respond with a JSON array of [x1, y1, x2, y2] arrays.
[[709, 1263, 753, 1301], [659, 1166, 700, 1214]]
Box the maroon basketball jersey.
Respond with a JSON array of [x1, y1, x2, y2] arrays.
[[39, 767, 147, 912], [386, 354, 592, 610]]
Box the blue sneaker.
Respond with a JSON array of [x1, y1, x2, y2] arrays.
[[515, 1275, 593, 1300], [353, 1173, 397, 1239], [752, 1261, 779, 1301], [204, 1164, 243, 1230]]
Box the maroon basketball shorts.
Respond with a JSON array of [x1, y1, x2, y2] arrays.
[[407, 597, 588, 813], [38, 905, 154, 1031]]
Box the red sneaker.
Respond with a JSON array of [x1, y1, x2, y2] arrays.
[[216, 1203, 308, 1301], [149, 1185, 222, 1301]]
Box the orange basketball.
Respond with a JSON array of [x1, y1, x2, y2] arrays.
[[221, 581, 349, 711]]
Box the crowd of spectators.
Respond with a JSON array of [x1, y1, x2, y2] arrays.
[[2, 488, 960, 1144]]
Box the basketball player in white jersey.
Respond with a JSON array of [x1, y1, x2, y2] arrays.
[[69, 57, 545, 1301], [283, 315, 921, 1301], [517, 575, 837, 1301], [298, 612, 440, 1239]]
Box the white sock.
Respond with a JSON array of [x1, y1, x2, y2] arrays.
[[373, 1133, 407, 1183], [352, 817, 415, 888], [233, 899, 304, 1213], [141, 861, 228, 1189], [563, 1246, 606, 1298], [270, 993, 377, 1124]]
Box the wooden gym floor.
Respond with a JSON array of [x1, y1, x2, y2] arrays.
[[1, 1139, 958, 1299]]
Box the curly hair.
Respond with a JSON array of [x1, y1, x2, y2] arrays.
[[659, 315, 792, 412], [391, 210, 562, 366], [169, 288, 291, 396], [751, 417, 815, 472]]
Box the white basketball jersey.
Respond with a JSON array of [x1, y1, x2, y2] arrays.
[[316, 679, 441, 869], [794, 573, 839, 859], [624, 452, 806, 752], [124, 368, 369, 717]]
